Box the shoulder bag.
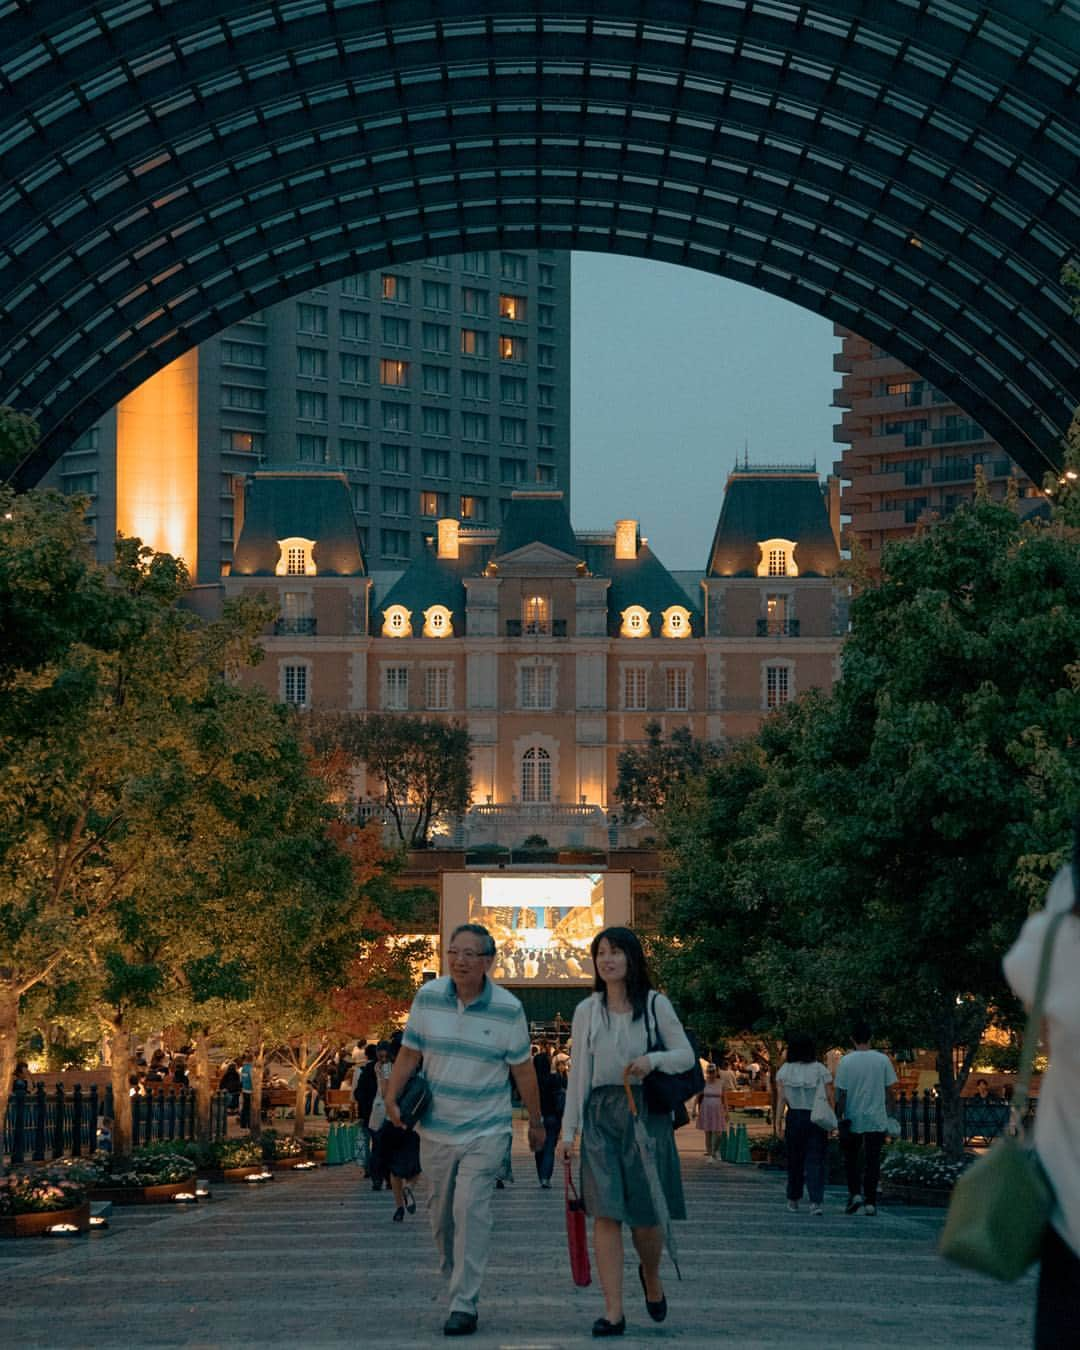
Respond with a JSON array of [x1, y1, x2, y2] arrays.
[[397, 1068, 432, 1129], [642, 991, 705, 1116], [939, 907, 1067, 1281], [810, 1071, 837, 1132]]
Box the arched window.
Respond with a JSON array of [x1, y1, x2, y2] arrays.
[[521, 746, 552, 803]]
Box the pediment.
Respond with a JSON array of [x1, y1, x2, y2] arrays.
[[495, 540, 583, 574]]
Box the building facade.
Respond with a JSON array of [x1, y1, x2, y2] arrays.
[[832, 326, 1041, 563], [44, 250, 571, 584], [224, 467, 846, 849]]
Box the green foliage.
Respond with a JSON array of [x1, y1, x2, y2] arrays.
[[880, 1143, 974, 1190], [615, 720, 725, 824], [0, 406, 40, 479], [0, 1171, 86, 1214]]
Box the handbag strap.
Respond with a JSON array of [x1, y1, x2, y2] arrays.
[[564, 1156, 580, 1204], [645, 990, 664, 1055], [1012, 907, 1068, 1122]]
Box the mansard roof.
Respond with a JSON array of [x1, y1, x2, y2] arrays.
[[494, 492, 581, 561], [707, 468, 840, 578], [376, 535, 482, 633], [231, 473, 366, 577], [581, 541, 703, 637]]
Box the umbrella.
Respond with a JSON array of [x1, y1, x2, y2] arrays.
[[623, 1068, 682, 1280]]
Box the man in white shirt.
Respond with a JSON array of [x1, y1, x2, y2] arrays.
[[834, 1021, 897, 1216]]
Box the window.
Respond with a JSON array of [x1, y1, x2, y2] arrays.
[[419, 490, 447, 517], [340, 309, 370, 340], [422, 365, 450, 395], [221, 385, 266, 411], [623, 667, 648, 711], [499, 294, 526, 321], [538, 304, 554, 328], [381, 529, 410, 559], [339, 438, 368, 467], [383, 666, 409, 709], [461, 328, 489, 358], [500, 376, 527, 405], [380, 359, 409, 387], [462, 412, 489, 442], [500, 457, 526, 483], [63, 471, 98, 495], [538, 262, 554, 287], [501, 252, 528, 282], [462, 453, 488, 481], [381, 402, 410, 432], [221, 340, 265, 367], [382, 274, 410, 303], [521, 665, 554, 710], [382, 487, 409, 515], [296, 434, 327, 462], [523, 595, 550, 635], [339, 396, 369, 426], [422, 447, 450, 477], [460, 494, 486, 521], [351, 484, 369, 512], [425, 666, 450, 710], [538, 344, 554, 368], [665, 668, 689, 711], [535, 463, 555, 484], [297, 346, 327, 378], [295, 390, 327, 420], [422, 280, 450, 310], [461, 250, 489, 275], [221, 429, 263, 453], [621, 605, 650, 638], [766, 665, 790, 709], [422, 407, 450, 437], [382, 316, 410, 346], [758, 539, 797, 578], [538, 384, 554, 408], [296, 303, 327, 334], [501, 417, 526, 445], [422, 323, 450, 352], [462, 370, 489, 400], [462, 287, 489, 316], [382, 605, 412, 637], [341, 274, 369, 299], [382, 444, 409, 474], [427, 253, 450, 269], [499, 335, 526, 362], [283, 664, 309, 707], [521, 746, 551, 802], [339, 352, 369, 384], [661, 606, 691, 638], [537, 424, 553, 447], [768, 549, 788, 577], [286, 545, 308, 576]]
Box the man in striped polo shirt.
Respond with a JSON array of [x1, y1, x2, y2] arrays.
[[386, 922, 545, 1337]]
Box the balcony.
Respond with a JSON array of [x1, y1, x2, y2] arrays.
[[931, 423, 985, 446], [931, 460, 973, 484], [756, 618, 801, 637], [274, 616, 317, 635], [506, 619, 567, 637]]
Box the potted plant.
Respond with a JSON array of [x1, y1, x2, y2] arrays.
[[260, 1129, 308, 1169], [755, 1133, 786, 1169], [211, 1138, 269, 1181], [0, 1172, 90, 1236], [879, 1143, 973, 1206], [303, 1134, 330, 1163]]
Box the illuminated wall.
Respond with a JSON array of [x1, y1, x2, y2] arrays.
[[116, 351, 199, 573]]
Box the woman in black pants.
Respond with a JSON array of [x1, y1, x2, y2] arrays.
[[775, 1032, 834, 1217], [532, 1052, 565, 1187]]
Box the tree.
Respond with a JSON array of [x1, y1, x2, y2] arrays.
[[0, 407, 39, 480], [614, 720, 725, 824], [310, 714, 471, 846]]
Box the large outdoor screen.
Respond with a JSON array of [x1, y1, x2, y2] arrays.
[[440, 871, 632, 986]]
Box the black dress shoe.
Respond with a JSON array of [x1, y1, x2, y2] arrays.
[[638, 1264, 668, 1323], [591, 1317, 626, 1337], [443, 1311, 478, 1336]]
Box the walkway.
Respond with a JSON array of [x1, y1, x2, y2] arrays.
[[0, 1126, 1032, 1347]]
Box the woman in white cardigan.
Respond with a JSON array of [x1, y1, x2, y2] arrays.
[[560, 926, 694, 1337]]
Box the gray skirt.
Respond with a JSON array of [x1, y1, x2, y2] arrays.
[[580, 1084, 687, 1227]]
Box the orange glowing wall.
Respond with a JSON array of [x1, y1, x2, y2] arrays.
[[115, 351, 198, 573]]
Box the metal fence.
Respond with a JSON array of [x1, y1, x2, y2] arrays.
[[894, 1089, 1032, 1148]]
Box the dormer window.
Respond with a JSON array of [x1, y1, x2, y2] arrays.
[[620, 605, 650, 638], [423, 605, 453, 638], [276, 537, 316, 576], [757, 538, 798, 578], [382, 605, 413, 637], [661, 605, 691, 638]]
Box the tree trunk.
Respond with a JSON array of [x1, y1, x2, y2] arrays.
[[106, 1018, 134, 1156], [193, 1028, 213, 1142], [0, 982, 20, 1171], [294, 1077, 308, 1140]]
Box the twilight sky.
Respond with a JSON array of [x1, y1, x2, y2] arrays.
[[570, 253, 842, 571]]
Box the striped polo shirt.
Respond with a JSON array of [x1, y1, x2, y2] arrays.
[[402, 975, 531, 1143]]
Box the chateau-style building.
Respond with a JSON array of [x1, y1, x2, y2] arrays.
[[224, 465, 846, 847]]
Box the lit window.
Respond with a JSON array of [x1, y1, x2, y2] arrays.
[[499, 335, 526, 362], [283, 664, 309, 707], [623, 667, 648, 711], [380, 359, 409, 388], [499, 294, 526, 321], [383, 666, 409, 709], [460, 495, 485, 521], [766, 665, 790, 709], [461, 328, 489, 358], [661, 606, 692, 638], [276, 537, 315, 577], [620, 606, 650, 638], [423, 607, 453, 640], [757, 538, 798, 578], [521, 665, 553, 710], [425, 666, 450, 708], [381, 605, 413, 638], [419, 492, 440, 517], [665, 668, 689, 711], [523, 596, 551, 636], [521, 746, 551, 802], [382, 274, 410, 303]]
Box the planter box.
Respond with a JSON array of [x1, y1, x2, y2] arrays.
[[881, 1182, 953, 1208], [271, 1157, 309, 1171], [0, 1201, 91, 1237], [91, 1180, 194, 1205], [304, 1148, 328, 1163]]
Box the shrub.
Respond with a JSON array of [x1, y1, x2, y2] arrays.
[[259, 1129, 305, 1160], [880, 1142, 974, 1190], [213, 1138, 264, 1168], [0, 1172, 87, 1214]]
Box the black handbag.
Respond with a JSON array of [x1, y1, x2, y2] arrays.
[[642, 992, 705, 1116], [397, 1069, 432, 1129]]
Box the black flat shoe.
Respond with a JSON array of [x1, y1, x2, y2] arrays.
[[404, 1186, 416, 1214], [443, 1311, 478, 1336], [392, 1206, 405, 1223], [638, 1264, 668, 1323], [591, 1317, 626, 1337]]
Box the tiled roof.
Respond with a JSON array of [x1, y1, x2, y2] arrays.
[[495, 492, 581, 560], [581, 542, 703, 637], [231, 473, 366, 576], [707, 472, 839, 577], [375, 535, 491, 633]]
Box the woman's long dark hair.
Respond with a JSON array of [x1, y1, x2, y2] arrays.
[[590, 926, 653, 1021]]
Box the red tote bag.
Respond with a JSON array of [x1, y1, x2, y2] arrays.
[[564, 1159, 592, 1287]]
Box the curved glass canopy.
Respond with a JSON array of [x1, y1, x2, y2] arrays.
[[1, 1, 1077, 487]]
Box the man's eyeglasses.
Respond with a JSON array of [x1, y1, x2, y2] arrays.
[[447, 948, 488, 962]]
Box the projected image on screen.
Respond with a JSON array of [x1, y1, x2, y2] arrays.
[[469, 874, 604, 984]]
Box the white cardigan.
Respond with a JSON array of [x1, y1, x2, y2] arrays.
[[561, 991, 695, 1140]]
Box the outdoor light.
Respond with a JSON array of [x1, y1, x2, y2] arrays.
[[293, 1160, 316, 1171], [45, 1223, 80, 1236], [89, 1216, 108, 1230], [1066, 470, 1078, 481], [171, 1192, 197, 1203], [195, 1184, 210, 1198]]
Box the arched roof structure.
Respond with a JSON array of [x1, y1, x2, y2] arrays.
[[1, 1, 1078, 489]]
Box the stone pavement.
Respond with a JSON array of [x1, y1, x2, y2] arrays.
[[0, 1125, 1033, 1348]]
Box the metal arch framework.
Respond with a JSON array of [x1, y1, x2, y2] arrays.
[[1, 1, 1078, 489]]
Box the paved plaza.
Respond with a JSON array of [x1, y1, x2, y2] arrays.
[[0, 1125, 1032, 1348]]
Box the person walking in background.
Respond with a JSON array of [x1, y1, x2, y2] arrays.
[[218, 1060, 242, 1113], [372, 1040, 422, 1223], [694, 1063, 728, 1160], [1003, 855, 1080, 1349], [776, 1033, 833, 1216], [560, 927, 694, 1337], [532, 1051, 565, 1188], [834, 1021, 897, 1217], [366, 1041, 393, 1194], [238, 1053, 254, 1129]]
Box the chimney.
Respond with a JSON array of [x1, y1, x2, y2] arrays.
[[437, 517, 460, 559], [614, 519, 638, 560]]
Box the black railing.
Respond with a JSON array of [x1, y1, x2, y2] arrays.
[[756, 618, 800, 637], [931, 460, 973, 483], [893, 1089, 1033, 1148], [274, 616, 317, 635], [506, 619, 567, 637]]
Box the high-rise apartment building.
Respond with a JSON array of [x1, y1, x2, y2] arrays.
[[832, 326, 1040, 563], [45, 250, 571, 583]]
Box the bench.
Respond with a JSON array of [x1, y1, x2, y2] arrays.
[[323, 1089, 356, 1121], [726, 1090, 772, 1116]]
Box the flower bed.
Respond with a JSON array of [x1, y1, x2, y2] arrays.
[[0, 1173, 90, 1235], [0, 1202, 91, 1237], [879, 1142, 974, 1201], [50, 1149, 196, 1204]]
